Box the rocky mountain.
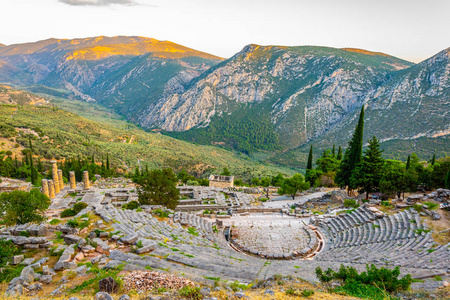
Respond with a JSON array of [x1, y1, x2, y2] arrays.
[[0, 36, 448, 165], [271, 47, 450, 166], [138, 45, 413, 149], [0, 36, 222, 116]]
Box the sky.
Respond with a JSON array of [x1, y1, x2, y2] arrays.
[[0, 0, 449, 62]]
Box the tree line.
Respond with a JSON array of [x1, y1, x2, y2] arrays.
[[304, 106, 450, 199]]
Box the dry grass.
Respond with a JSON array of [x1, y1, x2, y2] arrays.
[[424, 208, 450, 245]]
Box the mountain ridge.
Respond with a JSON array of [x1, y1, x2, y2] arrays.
[[0, 36, 448, 166]]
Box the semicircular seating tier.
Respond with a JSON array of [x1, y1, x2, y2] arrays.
[[313, 207, 450, 270]]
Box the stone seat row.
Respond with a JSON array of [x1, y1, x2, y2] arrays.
[[315, 208, 448, 269], [320, 207, 376, 235], [1, 223, 47, 236], [321, 209, 426, 248], [316, 235, 449, 270], [97, 206, 213, 247], [173, 211, 215, 241]]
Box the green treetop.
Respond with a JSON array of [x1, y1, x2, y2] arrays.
[[278, 173, 310, 199], [306, 145, 313, 170], [337, 146, 343, 160], [0, 189, 51, 225], [351, 136, 384, 200], [335, 106, 365, 192], [136, 168, 180, 210]]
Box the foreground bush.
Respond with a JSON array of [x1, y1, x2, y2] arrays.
[[316, 264, 412, 300]]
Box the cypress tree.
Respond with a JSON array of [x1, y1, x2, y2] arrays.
[[431, 154, 436, 166], [337, 146, 343, 160], [445, 170, 450, 189], [406, 155, 411, 170], [351, 136, 384, 200], [29, 137, 33, 153], [106, 153, 110, 171], [37, 158, 43, 173], [335, 106, 365, 192], [332, 144, 336, 158], [306, 145, 313, 170], [25, 154, 29, 166], [30, 153, 37, 185]]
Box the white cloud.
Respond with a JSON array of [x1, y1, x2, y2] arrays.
[[58, 0, 138, 6]]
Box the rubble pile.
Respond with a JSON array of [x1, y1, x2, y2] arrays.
[[123, 271, 194, 291]]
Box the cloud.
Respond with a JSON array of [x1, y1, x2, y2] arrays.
[[58, 0, 139, 6]]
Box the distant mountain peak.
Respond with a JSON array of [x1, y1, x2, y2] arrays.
[[341, 47, 391, 57], [0, 36, 223, 61]]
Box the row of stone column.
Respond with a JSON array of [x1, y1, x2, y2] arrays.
[[41, 160, 90, 198]]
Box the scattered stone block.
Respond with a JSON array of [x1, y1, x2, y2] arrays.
[[12, 255, 24, 265], [99, 277, 118, 294], [21, 258, 35, 266]]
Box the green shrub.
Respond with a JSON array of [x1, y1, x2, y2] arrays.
[[423, 202, 439, 210], [334, 279, 394, 300], [413, 203, 423, 211], [343, 199, 359, 209], [381, 201, 391, 206], [153, 208, 169, 218], [285, 288, 297, 295], [316, 264, 412, 295], [301, 289, 315, 297], [178, 286, 201, 300], [0, 265, 24, 283], [122, 201, 139, 210], [19, 231, 30, 237], [78, 218, 90, 230], [0, 239, 20, 268], [49, 218, 61, 225], [60, 209, 76, 218], [72, 202, 88, 214], [67, 219, 79, 228], [228, 281, 251, 291]]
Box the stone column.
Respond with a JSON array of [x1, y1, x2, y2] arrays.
[[41, 179, 49, 197], [69, 171, 76, 189], [58, 169, 64, 190], [48, 179, 55, 199], [83, 171, 90, 189], [51, 160, 60, 194]]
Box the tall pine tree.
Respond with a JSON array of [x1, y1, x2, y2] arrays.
[[106, 153, 110, 171], [351, 136, 384, 200], [337, 146, 343, 160], [306, 145, 313, 170], [406, 155, 411, 170], [335, 106, 365, 193], [305, 145, 314, 184], [29, 153, 38, 185]]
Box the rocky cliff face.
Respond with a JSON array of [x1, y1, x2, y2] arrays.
[[271, 47, 450, 166], [0, 36, 222, 116], [137, 45, 413, 148]]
